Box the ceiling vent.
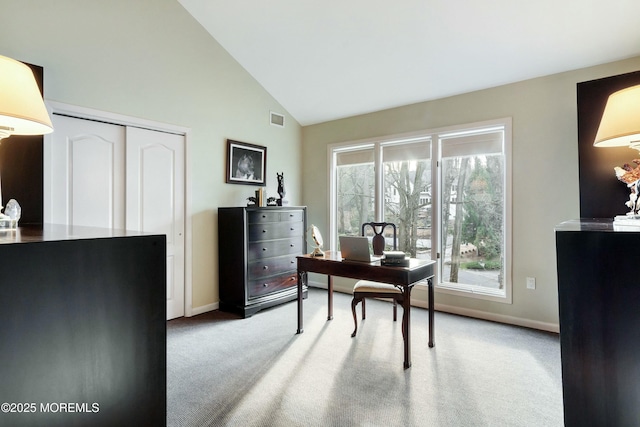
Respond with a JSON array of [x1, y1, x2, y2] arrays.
[[270, 111, 285, 128]]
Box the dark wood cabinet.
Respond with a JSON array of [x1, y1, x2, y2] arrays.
[[218, 206, 307, 317], [556, 219, 640, 427], [0, 225, 166, 426]]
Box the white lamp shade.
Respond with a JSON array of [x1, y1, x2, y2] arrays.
[[594, 84, 640, 147], [0, 54, 53, 136]]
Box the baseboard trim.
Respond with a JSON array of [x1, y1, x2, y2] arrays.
[[189, 302, 219, 317], [422, 302, 559, 333], [308, 281, 559, 334]]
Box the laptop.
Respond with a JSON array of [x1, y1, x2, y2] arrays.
[[339, 236, 382, 263]]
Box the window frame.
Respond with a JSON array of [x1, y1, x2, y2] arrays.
[[328, 118, 512, 303]]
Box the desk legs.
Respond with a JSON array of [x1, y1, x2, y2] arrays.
[[327, 276, 334, 320], [428, 277, 435, 348], [402, 285, 412, 369], [297, 270, 305, 334], [402, 279, 435, 368], [296, 271, 333, 334]]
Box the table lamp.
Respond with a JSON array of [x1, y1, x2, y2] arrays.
[[0, 54, 53, 217], [593, 84, 640, 221]]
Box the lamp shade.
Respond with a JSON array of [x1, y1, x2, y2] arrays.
[[0, 54, 53, 138], [594, 84, 640, 147]]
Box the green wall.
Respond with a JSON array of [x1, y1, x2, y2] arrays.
[[0, 0, 302, 313], [302, 56, 640, 331]]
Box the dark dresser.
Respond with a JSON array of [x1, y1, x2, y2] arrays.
[[556, 218, 640, 427], [218, 206, 307, 317]]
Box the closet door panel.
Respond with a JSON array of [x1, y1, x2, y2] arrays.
[[126, 127, 185, 319], [49, 114, 125, 229]]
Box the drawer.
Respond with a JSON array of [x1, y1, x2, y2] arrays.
[[248, 209, 304, 224], [248, 273, 297, 299], [248, 238, 302, 260], [281, 210, 304, 222], [248, 221, 304, 241], [248, 255, 297, 280], [248, 210, 281, 224]]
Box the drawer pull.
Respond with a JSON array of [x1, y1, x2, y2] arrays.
[[290, 276, 296, 281], [290, 227, 294, 231], [262, 247, 268, 251], [262, 229, 267, 233], [263, 283, 268, 287], [263, 265, 269, 270], [290, 244, 294, 247]]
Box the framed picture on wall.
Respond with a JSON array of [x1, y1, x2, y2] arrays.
[[226, 139, 267, 185]]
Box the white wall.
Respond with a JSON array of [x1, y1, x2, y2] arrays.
[[302, 56, 640, 331], [0, 0, 302, 313]]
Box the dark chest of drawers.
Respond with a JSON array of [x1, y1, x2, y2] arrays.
[[218, 206, 307, 317]]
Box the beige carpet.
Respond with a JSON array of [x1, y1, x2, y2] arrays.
[[167, 288, 563, 426]]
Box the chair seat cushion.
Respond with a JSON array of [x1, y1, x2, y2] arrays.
[[353, 280, 401, 294]]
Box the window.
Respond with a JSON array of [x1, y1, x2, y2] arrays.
[[334, 145, 375, 236], [437, 126, 510, 301], [332, 139, 432, 257], [382, 140, 432, 257], [330, 119, 511, 303]]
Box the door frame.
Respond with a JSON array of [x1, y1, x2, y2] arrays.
[[44, 100, 193, 317]]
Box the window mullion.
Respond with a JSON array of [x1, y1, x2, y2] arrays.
[[432, 137, 442, 282], [374, 143, 384, 221]]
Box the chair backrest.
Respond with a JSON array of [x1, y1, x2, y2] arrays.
[[361, 222, 397, 255]]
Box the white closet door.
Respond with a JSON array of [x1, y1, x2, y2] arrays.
[[46, 114, 186, 320], [126, 127, 185, 320], [48, 114, 125, 229]]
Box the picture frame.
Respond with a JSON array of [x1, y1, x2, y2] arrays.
[[226, 139, 267, 186]]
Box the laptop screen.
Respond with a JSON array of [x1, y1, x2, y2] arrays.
[[339, 236, 381, 262]]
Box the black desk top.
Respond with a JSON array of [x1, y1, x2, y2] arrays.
[[551, 218, 640, 233], [0, 223, 159, 245], [555, 218, 614, 232]]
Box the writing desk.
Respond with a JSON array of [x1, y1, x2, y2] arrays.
[[296, 251, 436, 368]]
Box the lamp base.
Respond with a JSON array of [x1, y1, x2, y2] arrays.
[[0, 217, 17, 229]]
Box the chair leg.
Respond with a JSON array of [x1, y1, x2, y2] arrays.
[[361, 298, 366, 320], [400, 304, 406, 340], [351, 297, 360, 338], [393, 299, 397, 321]]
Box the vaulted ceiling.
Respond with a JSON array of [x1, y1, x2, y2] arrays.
[[179, 0, 640, 126]]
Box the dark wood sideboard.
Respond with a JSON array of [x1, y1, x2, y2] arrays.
[[0, 225, 166, 427], [556, 219, 640, 427], [218, 206, 307, 317]]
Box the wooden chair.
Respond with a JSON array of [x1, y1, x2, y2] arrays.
[[351, 222, 404, 338]]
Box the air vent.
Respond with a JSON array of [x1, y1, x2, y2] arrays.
[[270, 111, 285, 128]]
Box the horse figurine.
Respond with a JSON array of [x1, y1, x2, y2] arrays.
[[277, 172, 286, 206]]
